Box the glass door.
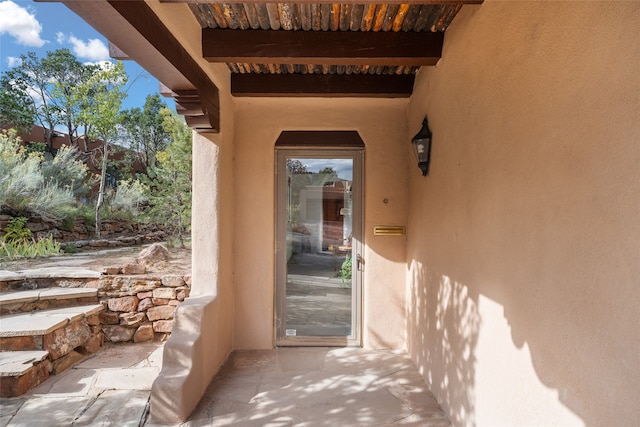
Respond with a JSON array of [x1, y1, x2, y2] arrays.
[[275, 149, 362, 346]]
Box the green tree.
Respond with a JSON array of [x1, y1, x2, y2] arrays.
[[315, 167, 338, 185], [145, 108, 192, 247], [0, 50, 95, 153], [0, 79, 34, 131], [120, 93, 170, 172], [75, 62, 128, 237]]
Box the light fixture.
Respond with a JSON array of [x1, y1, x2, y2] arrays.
[[411, 117, 432, 176]]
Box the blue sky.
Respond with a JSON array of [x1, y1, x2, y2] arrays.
[[0, 0, 161, 111]]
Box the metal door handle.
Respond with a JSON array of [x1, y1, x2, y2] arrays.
[[357, 254, 362, 271]]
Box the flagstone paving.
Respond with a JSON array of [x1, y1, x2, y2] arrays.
[[175, 347, 450, 427], [0, 342, 163, 427], [1, 344, 450, 426]]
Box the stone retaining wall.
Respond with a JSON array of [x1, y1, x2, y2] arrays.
[[96, 273, 191, 343], [0, 215, 166, 245]]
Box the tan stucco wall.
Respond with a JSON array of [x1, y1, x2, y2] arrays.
[[147, 4, 237, 423], [406, 1, 640, 426], [232, 97, 410, 349]]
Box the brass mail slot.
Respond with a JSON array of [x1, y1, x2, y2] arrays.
[[373, 226, 406, 236]]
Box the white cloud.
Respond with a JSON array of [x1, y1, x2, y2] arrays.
[[7, 56, 21, 67], [56, 31, 65, 44], [0, 1, 46, 47], [67, 35, 109, 62], [82, 60, 113, 69]]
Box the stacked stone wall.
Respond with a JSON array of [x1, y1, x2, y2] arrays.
[[0, 215, 166, 246], [96, 273, 191, 343]]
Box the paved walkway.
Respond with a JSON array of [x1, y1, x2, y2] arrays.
[[1, 342, 163, 427], [2, 345, 449, 426], [177, 347, 450, 426]]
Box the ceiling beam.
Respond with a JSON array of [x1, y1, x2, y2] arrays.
[[204, 29, 443, 66], [164, 0, 482, 4], [107, 0, 220, 132], [231, 73, 414, 97]]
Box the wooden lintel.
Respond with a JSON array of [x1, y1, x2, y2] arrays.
[[175, 101, 205, 116], [108, 0, 220, 132], [185, 114, 215, 129], [231, 73, 414, 97], [204, 29, 443, 66], [164, 0, 482, 4], [108, 42, 129, 60], [276, 131, 365, 147]]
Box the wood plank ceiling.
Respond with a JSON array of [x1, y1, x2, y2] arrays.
[[183, 2, 478, 97]]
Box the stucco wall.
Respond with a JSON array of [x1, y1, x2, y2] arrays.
[[406, 2, 640, 426], [147, 3, 237, 423], [232, 97, 409, 349]]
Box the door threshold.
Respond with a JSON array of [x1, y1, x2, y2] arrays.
[[277, 336, 361, 347]]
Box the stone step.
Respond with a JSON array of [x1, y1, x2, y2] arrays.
[[0, 304, 104, 338], [0, 287, 98, 315], [0, 350, 50, 397], [0, 267, 101, 292], [0, 305, 105, 397]]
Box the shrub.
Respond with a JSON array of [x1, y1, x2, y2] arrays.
[[0, 216, 61, 259], [0, 235, 61, 259], [0, 130, 84, 222], [25, 141, 46, 156], [61, 243, 80, 254], [111, 179, 148, 216], [26, 182, 75, 222], [340, 255, 352, 288], [2, 216, 31, 242], [40, 145, 94, 198]]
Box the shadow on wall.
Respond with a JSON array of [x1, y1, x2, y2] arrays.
[[365, 235, 410, 349], [407, 263, 480, 426]]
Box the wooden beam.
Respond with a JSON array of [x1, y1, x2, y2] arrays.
[[275, 131, 365, 147], [164, 0, 483, 5], [108, 1, 220, 132], [108, 42, 129, 60], [231, 73, 414, 97], [204, 28, 443, 66]]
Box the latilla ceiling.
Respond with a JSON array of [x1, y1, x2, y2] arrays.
[[188, 3, 464, 77], [100, 0, 480, 130]]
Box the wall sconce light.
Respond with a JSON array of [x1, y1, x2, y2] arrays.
[[411, 117, 432, 176]]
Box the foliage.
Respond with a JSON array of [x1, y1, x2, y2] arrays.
[[2, 217, 31, 243], [0, 235, 61, 260], [120, 94, 170, 172], [317, 167, 338, 185], [61, 243, 81, 254], [40, 145, 94, 198], [49, 50, 99, 148], [0, 130, 82, 221], [74, 61, 128, 237], [25, 141, 47, 156], [144, 108, 192, 247], [25, 182, 75, 221], [340, 255, 352, 287], [77, 62, 127, 144], [0, 215, 61, 260], [111, 179, 148, 215], [0, 80, 34, 131], [0, 50, 90, 151]]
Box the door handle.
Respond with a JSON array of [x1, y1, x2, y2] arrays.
[[357, 254, 363, 271]]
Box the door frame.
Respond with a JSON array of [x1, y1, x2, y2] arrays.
[[274, 147, 364, 347]]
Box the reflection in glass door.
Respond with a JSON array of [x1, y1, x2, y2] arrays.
[[276, 150, 362, 346]]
